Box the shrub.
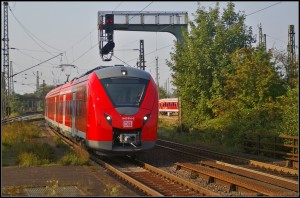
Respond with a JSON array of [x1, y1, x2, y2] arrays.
[[58, 150, 88, 165]]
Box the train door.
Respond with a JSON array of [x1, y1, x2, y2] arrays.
[[63, 94, 66, 125], [54, 97, 57, 122], [71, 92, 76, 137]]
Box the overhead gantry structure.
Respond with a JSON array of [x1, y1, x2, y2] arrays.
[[98, 11, 188, 61]]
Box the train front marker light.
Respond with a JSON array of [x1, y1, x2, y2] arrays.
[[143, 114, 151, 125], [121, 69, 127, 76], [104, 113, 112, 125]]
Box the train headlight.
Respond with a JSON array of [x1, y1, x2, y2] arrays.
[[104, 113, 112, 125], [121, 69, 127, 76], [143, 114, 150, 125]]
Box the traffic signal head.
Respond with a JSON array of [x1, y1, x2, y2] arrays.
[[101, 41, 115, 55], [105, 14, 114, 34]]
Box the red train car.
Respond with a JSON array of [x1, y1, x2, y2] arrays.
[[45, 65, 158, 153], [159, 98, 179, 116]]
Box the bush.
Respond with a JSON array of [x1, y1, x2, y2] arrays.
[[58, 150, 88, 165], [17, 152, 42, 167], [278, 86, 298, 136]]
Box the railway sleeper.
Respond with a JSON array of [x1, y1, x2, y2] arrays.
[[175, 162, 297, 196]]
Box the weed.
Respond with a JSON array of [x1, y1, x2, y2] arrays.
[[53, 136, 67, 148], [44, 180, 59, 196], [58, 150, 88, 165], [104, 184, 120, 196], [17, 152, 41, 167], [2, 186, 24, 196]]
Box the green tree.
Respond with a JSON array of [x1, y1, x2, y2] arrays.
[[167, 2, 255, 127], [272, 49, 299, 88], [277, 86, 298, 136], [34, 84, 56, 111], [9, 84, 55, 115], [158, 86, 168, 99], [221, 47, 287, 110]]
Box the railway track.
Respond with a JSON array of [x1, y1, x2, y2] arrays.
[[5, 116, 298, 196], [1, 113, 44, 125], [90, 154, 220, 196], [47, 125, 220, 196], [157, 139, 298, 176], [155, 139, 298, 196]]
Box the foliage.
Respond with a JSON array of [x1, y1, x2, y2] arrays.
[[166, 2, 297, 150], [9, 83, 56, 115], [45, 180, 60, 196], [58, 150, 88, 165], [2, 121, 41, 146], [217, 47, 287, 111], [272, 48, 299, 88], [158, 86, 168, 99], [104, 185, 120, 196], [277, 86, 299, 136], [53, 136, 67, 148], [167, 2, 256, 127], [2, 122, 54, 166]]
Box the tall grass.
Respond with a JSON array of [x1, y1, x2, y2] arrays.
[[58, 149, 88, 165], [2, 122, 54, 166], [2, 121, 89, 167]]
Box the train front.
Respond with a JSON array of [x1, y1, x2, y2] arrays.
[[87, 66, 158, 152]]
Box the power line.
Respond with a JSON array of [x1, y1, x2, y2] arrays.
[[10, 53, 63, 78], [113, 2, 123, 11], [70, 42, 99, 64], [246, 2, 282, 16], [9, 6, 63, 56], [121, 23, 174, 47], [128, 2, 153, 22], [125, 44, 173, 63], [112, 55, 131, 67]]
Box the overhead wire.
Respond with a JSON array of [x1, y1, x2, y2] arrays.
[[125, 44, 173, 63], [128, 2, 153, 22], [9, 5, 63, 54], [70, 42, 99, 64], [246, 2, 282, 16], [113, 2, 123, 11]]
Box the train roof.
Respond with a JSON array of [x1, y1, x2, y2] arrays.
[[159, 98, 178, 102], [45, 65, 151, 98], [93, 65, 150, 80]]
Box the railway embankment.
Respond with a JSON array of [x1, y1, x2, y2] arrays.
[[1, 120, 142, 196]]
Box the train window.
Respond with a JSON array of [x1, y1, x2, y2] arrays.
[[66, 101, 69, 116], [100, 77, 149, 107], [76, 100, 82, 117]]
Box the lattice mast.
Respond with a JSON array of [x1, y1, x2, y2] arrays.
[[2, 2, 10, 116]]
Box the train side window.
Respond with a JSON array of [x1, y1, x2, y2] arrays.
[[66, 101, 69, 116], [76, 100, 82, 117]]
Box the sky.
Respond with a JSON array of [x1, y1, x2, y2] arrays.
[[1, 1, 299, 95]]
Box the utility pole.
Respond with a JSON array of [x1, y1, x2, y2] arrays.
[[263, 34, 267, 51], [155, 56, 159, 91], [287, 25, 296, 64], [2, 2, 10, 117], [258, 23, 266, 51], [10, 61, 14, 94], [139, 40, 145, 70], [258, 23, 263, 47], [42, 80, 45, 111], [287, 24, 296, 86], [36, 71, 39, 91]]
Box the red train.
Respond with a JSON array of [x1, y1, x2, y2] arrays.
[[159, 98, 179, 116], [45, 65, 158, 153]]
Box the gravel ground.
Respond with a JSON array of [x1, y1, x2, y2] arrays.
[[135, 146, 250, 196]]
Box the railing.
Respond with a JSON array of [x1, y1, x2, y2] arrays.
[[243, 133, 298, 168]]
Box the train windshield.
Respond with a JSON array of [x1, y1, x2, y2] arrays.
[[100, 77, 149, 107]]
